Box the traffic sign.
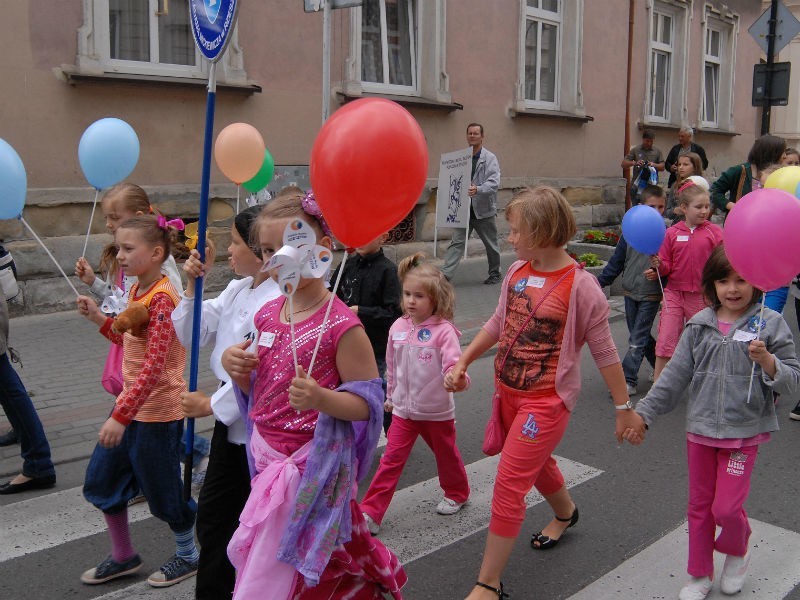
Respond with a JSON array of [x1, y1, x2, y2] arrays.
[[748, 1, 800, 56], [189, 0, 239, 63], [752, 61, 791, 106]]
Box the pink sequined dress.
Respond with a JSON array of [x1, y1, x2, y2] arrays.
[[228, 295, 406, 599]]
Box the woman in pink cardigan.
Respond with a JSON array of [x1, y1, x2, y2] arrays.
[[446, 187, 646, 600]]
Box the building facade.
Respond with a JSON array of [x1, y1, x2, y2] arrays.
[[0, 0, 764, 313]]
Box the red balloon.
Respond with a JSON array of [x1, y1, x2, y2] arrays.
[[310, 98, 428, 248]]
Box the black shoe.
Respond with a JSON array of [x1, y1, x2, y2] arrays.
[[483, 274, 502, 285], [0, 474, 56, 494], [0, 428, 18, 446], [790, 403, 800, 421], [530, 506, 579, 550]]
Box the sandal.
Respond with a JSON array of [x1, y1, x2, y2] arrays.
[[475, 581, 509, 599], [530, 506, 579, 550]]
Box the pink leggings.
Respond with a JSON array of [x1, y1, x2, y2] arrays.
[[686, 440, 757, 578], [489, 384, 571, 538]]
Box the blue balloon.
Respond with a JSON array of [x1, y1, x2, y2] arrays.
[[78, 118, 140, 190], [621, 204, 666, 255], [0, 138, 26, 220]]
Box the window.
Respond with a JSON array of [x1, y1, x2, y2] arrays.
[[76, 0, 248, 84], [361, 0, 416, 91], [644, 1, 689, 125], [700, 7, 737, 131], [523, 1, 560, 106], [513, 0, 585, 117], [702, 27, 721, 126], [343, 0, 451, 104]]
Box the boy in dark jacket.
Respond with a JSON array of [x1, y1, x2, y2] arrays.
[[596, 186, 667, 395], [332, 234, 402, 432]]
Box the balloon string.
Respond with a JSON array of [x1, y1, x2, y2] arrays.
[[20, 217, 80, 298], [288, 294, 299, 374], [236, 185, 240, 215], [655, 265, 667, 310], [308, 251, 347, 378], [745, 301, 767, 404], [81, 188, 100, 259]]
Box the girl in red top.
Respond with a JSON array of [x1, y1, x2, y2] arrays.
[[650, 183, 723, 380], [77, 215, 198, 589]]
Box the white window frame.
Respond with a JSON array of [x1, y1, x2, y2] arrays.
[[359, 0, 418, 94], [521, 2, 562, 109], [343, 0, 451, 103], [701, 25, 721, 127], [699, 6, 737, 132], [643, 0, 689, 126], [513, 0, 584, 117], [76, 0, 248, 84]]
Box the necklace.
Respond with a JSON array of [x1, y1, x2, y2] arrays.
[[282, 290, 329, 320]]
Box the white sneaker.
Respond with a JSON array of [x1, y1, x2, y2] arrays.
[[720, 551, 751, 594], [436, 497, 465, 515], [678, 576, 712, 600], [626, 384, 639, 396], [362, 512, 380, 535]]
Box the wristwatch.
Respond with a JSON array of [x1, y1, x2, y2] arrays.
[[615, 399, 634, 410]]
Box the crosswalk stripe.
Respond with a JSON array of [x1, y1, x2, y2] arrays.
[[89, 455, 601, 599], [376, 455, 602, 565], [0, 487, 153, 563], [566, 519, 800, 599]]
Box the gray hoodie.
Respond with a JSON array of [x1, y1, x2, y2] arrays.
[[635, 304, 800, 439]]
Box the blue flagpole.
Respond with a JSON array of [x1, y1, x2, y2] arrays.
[[184, 61, 217, 501]]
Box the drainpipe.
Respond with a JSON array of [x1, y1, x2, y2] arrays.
[[623, 0, 635, 210]]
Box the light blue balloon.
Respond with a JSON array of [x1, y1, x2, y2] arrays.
[[0, 138, 26, 220], [622, 204, 666, 255], [78, 118, 140, 190]]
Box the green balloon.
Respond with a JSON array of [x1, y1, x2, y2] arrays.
[[242, 149, 275, 193]]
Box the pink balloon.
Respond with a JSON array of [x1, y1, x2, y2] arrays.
[[723, 188, 800, 291]]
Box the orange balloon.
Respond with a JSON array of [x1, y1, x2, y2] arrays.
[[214, 123, 265, 184]]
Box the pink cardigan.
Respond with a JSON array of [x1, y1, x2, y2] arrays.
[[483, 260, 620, 411]]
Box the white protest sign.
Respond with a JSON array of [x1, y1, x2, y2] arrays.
[[435, 148, 472, 229]]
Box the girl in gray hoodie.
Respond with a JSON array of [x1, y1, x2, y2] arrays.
[[634, 246, 800, 600]]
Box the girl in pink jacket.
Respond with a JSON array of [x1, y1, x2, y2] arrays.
[[360, 253, 470, 535], [651, 183, 723, 380]]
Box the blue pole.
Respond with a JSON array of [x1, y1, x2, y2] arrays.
[[184, 62, 217, 501]]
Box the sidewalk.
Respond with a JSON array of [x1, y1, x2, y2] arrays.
[[0, 250, 624, 478]]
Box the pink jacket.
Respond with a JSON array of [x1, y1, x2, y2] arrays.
[[386, 315, 469, 421], [483, 260, 619, 411], [657, 220, 723, 292]]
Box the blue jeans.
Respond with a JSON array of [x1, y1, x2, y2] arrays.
[[84, 419, 196, 532], [764, 286, 789, 313], [621, 297, 659, 387], [0, 352, 54, 478]]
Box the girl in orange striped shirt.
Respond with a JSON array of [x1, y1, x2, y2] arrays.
[[77, 215, 198, 589]]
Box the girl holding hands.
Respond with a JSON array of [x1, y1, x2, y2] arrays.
[[446, 186, 644, 600], [634, 246, 800, 599]]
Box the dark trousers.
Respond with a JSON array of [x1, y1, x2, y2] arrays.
[[195, 420, 251, 600], [0, 352, 54, 478], [621, 297, 659, 386]]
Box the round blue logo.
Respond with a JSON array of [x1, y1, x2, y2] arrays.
[[190, 0, 238, 63], [417, 328, 432, 342], [746, 315, 766, 334], [514, 278, 527, 293]]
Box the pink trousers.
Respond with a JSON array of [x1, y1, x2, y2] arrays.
[[686, 440, 757, 578], [360, 416, 469, 524], [656, 289, 707, 357]]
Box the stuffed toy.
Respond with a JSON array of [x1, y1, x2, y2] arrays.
[[111, 301, 150, 337]]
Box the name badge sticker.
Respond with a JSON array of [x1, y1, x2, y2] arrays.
[[527, 276, 547, 288], [732, 329, 758, 343], [677, 235, 690, 242], [258, 331, 276, 348], [392, 331, 408, 341]]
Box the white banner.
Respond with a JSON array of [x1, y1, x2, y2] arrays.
[[435, 148, 472, 229]]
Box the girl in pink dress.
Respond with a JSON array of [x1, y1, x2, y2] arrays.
[[222, 190, 406, 600]]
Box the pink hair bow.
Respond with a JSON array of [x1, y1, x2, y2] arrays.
[[157, 215, 185, 231]]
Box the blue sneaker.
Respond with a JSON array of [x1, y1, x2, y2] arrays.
[[146, 554, 198, 588], [81, 554, 142, 584]]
